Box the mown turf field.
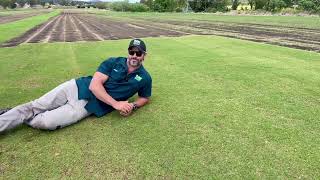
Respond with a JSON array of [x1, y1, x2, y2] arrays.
[[0, 11, 320, 179]]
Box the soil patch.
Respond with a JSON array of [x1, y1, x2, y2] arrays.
[[0, 12, 185, 47], [135, 19, 320, 52]]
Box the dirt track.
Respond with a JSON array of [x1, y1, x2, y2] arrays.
[[0, 10, 52, 24], [1, 11, 320, 52]]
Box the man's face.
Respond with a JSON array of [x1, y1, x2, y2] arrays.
[[128, 46, 145, 67]]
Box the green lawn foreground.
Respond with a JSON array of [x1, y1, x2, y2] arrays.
[[0, 36, 320, 179], [0, 10, 60, 44]]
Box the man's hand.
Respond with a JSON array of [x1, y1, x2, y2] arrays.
[[113, 101, 133, 114], [119, 109, 133, 117]]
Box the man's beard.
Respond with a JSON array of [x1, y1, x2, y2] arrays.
[[129, 58, 142, 67]]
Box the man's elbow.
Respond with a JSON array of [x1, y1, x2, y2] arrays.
[[89, 82, 98, 92]]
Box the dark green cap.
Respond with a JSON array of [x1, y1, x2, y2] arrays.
[[128, 39, 146, 53]]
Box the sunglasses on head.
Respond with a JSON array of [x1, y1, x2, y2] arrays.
[[128, 50, 143, 57]]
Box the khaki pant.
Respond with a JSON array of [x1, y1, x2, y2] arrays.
[[0, 79, 91, 133]]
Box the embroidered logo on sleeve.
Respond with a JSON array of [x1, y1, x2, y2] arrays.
[[134, 75, 142, 81]]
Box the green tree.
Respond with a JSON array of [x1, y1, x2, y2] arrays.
[[57, 0, 71, 6], [265, 0, 286, 11], [95, 2, 108, 9], [16, 0, 27, 6], [153, 0, 177, 12], [248, 0, 255, 9], [231, 0, 240, 10], [298, 0, 318, 11], [254, 0, 267, 9], [189, 0, 228, 12], [25, 0, 40, 6], [0, 0, 16, 9], [282, 0, 293, 6], [177, 0, 187, 7], [141, 0, 153, 9], [189, 0, 208, 12]]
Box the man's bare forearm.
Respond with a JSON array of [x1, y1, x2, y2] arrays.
[[132, 97, 149, 108]]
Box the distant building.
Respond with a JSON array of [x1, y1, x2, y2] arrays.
[[23, 3, 31, 8]]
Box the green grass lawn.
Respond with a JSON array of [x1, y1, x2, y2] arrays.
[[0, 10, 60, 43], [0, 35, 320, 178]]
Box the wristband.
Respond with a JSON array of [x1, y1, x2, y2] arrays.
[[132, 103, 138, 110]]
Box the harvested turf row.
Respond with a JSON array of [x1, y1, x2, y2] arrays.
[[68, 14, 84, 41], [75, 15, 116, 40], [43, 14, 63, 43], [156, 20, 320, 41], [27, 14, 64, 43], [83, 15, 138, 39], [65, 14, 81, 42], [78, 14, 184, 39], [68, 14, 101, 41], [81, 15, 141, 39], [137, 19, 320, 52], [193, 23, 320, 42]]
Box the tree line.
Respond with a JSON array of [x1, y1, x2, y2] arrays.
[[0, 0, 72, 8], [140, 0, 320, 13], [1, 0, 319, 13]]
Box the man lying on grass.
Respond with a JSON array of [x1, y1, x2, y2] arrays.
[[0, 39, 152, 133]]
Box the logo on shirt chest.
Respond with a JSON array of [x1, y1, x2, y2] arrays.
[[134, 75, 142, 82]]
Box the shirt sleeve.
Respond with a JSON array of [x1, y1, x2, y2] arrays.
[[97, 58, 116, 76], [138, 77, 152, 98]]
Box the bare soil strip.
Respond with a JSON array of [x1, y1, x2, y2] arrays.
[[1, 12, 185, 47], [137, 19, 320, 52], [43, 14, 63, 43], [24, 15, 60, 43], [2, 12, 319, 52], [0, 10, 52, 24], [68, 14, 94, 41], [48, 14, 64, 42], [69, 14, 83, 41], [75, 15, 105, 41]]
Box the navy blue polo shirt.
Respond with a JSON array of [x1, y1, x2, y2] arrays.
[[75, 57, 152, 117]]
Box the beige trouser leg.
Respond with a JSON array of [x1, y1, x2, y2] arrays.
[[0, 79, 91, 132]]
